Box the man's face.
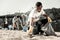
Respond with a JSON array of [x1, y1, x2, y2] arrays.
[[15, 16, 17, 19], [36, 6, 42, 12]]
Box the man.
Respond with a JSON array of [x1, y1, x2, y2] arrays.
[[4, 17, 8, 29], [27, 2, 52, 35], [12, 16, 17, 30], [12, 16, 22, 30]]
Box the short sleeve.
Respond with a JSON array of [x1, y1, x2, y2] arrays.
[[42, 10, 46, 15], [28, 9, 34, 22]]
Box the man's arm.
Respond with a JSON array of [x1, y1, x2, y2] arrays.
[[43, 14, 52, 22], [27, 10, 34, 34], [27, 17, 34, 34]]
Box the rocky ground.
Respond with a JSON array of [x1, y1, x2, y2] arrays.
[[0, 30, 60, 40]]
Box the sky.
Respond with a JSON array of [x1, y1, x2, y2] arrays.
[[0, 0, 60, 15]]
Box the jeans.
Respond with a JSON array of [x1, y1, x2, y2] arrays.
[[33, 19, 48, 35], [23, 26, 28, 32], [8, 25, 14, 30]]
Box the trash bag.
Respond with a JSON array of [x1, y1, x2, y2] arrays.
[[41, 23, 56, 35]]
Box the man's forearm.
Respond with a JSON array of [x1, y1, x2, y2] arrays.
[[43, 14, 52, 22], [31, 18, 34, 26], [28, 18, 34, 34]]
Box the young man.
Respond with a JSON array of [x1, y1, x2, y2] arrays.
[[12, 16, 22, 30], [27, 2, 52, 35]]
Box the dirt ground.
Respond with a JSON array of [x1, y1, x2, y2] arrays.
[[0, 30, 60, 40]]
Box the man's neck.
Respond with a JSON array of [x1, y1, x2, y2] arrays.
[[36, 9, 41, 13]]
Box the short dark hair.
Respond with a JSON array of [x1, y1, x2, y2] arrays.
[[36, 2, 42, 7]]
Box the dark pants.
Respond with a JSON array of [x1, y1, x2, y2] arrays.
[[33, 19, 48, 35], [4, 24, 8, 29]]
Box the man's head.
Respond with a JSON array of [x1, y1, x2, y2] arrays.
[[36, 2, 42, 12]]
